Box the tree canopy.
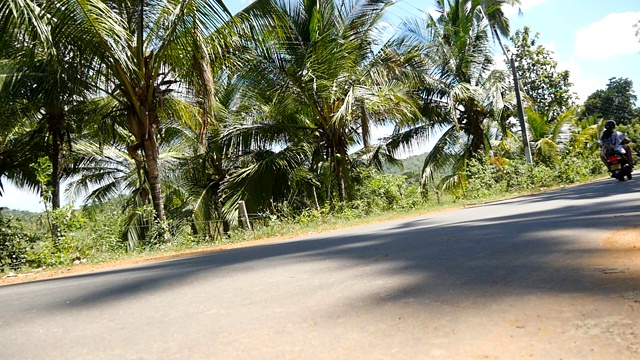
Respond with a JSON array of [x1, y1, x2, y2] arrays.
[[1, 0, 629, 251], [583, 77, 637, 125], [509, 26, 576, 121]]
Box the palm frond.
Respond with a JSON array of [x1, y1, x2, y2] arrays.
[[420, 125, 466, 186]]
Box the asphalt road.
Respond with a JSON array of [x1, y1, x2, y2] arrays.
[[3, 177, 640, 359]]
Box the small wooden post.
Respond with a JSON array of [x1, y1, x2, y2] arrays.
[[238, 200, 252, 230]]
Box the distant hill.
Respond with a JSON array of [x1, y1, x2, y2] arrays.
[[1, 208, 39, 217], [383, 152, 428, 183]]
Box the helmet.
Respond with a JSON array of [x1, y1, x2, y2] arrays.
[[605, 120, 616, 130]]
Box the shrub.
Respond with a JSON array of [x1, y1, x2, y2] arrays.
[[351, 168, 415, 212], [465, 154, 606, 199], [0, 216, 42, 271]]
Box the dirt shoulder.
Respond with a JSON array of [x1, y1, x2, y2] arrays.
[[0, 235, 304, 286]]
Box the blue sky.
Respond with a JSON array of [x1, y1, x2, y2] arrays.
[[2, 0, 640, 212], [385, 0, 640, 101], [239, 0, 640, 102]]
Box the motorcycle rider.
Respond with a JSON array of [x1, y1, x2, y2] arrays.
[[599, 120, 633, 167]]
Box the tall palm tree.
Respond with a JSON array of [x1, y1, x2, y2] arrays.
[[0, 0, 98, 210], [475, 0, 532, 163], [48, 0, 230, 221], [391, 0, 516, 189], [226, 0, 421, 204]]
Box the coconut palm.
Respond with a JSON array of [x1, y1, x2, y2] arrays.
[[476, 0, 532, 162], [66, 94, 204, 247], [389, 0, 516, 190], [524, 107, 577, 164], [224, 0, 423, 205], [0, 0, 97, 210], [45, 0, 230, 221]]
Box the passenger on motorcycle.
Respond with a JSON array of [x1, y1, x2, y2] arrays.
[[599, 120, 633, 167]]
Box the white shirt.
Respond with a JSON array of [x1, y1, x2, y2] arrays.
[[600, 130, 626, 153]]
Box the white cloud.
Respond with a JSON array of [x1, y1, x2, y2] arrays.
[[543, 41, 573, 73], [541, 53, 603, 103], [504, 0, 548, 17], [574, 12, 640, 60], [571, 75, 603, 103]]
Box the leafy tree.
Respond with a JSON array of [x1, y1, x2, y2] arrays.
[[509, 26, 576, 121], [583, 77, 637, 125]]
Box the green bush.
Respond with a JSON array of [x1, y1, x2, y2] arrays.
[[351, 168, 420, 213], [465, 154, 606, 199], [0, 216, 43, 271]]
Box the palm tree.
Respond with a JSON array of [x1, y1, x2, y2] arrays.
[[66, 93, 207, 247], [225, 0, 422, 204], [475, 0, 532, 163], [0, 0, 97, 210], [391, 0, 516, 191], [49, 0, 231, 221], [524, 107, 576, 164]]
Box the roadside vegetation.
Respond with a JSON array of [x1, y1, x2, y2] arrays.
[[1, 0, 639, 275]]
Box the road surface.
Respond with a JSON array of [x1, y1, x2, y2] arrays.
[[2, 177, 640, 359]]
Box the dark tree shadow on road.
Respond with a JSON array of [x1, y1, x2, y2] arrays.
[[4, 176, 640, 315]]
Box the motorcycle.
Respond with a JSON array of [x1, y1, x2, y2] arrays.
[[603, 145, 633, 181]]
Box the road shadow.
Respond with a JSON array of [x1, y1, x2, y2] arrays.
[[4, 177, 640, 313]]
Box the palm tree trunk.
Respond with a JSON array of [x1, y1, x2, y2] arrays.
[[45, 110, 66, 245], [470, 120, 485, 154], [143, 122, 166, 222], [493, 32, 532, 163], [336, 147, 347, 202], [193, 29, 215, 148], [127, 107, 165, 221], [466, 103, 485, 154], [47, 112, 64, 210], [361, 104, 370, 148], [336, 160, 346, 202], [326, 150, 333, 204]]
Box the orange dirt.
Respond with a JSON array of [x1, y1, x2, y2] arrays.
[[0, 236, 294, 286]]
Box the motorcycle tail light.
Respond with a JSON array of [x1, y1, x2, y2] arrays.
[[609, 155, 619, 162]]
